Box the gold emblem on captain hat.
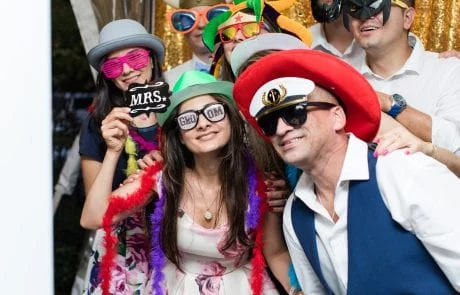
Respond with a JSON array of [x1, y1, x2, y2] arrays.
[[262, 84, 287, 107]]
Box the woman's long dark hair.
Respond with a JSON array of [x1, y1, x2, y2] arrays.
[[220, 57, 236, 82], [160, 94, 253, 269], [89, 50, 163, 131]]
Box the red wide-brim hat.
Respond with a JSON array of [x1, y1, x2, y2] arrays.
[[233, 49, 381, 142]]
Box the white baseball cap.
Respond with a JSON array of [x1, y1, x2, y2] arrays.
[[230, 33, 309, 76]]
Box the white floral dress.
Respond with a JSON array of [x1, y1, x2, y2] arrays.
[[82, 210, 151, 294], [160, 213, 279, 295]]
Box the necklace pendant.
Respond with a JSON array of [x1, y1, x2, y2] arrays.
[[204, 210, 213, 221]]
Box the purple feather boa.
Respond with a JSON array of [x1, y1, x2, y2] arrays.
[[150, 178, 166, 295], [245, 152, 260, 230], [149, 152, 260, 294], [129, 128, 158, 154]]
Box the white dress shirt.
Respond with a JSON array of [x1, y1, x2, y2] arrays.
[[355, 35, 460, 154], [283, 134, 460, 294], [308, 23, 365, 68]]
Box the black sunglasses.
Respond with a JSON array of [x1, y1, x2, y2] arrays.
[[175, 102, 227, 131], [257, 101, 337, 136]]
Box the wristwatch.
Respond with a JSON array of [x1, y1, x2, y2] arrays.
[[387, 93, 407, 118]]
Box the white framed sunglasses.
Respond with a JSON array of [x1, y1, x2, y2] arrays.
[[175, 102, 227, 131]]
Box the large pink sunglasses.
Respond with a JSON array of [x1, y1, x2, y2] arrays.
[[101, 48, 150, 79]]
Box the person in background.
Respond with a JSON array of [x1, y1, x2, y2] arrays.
[[308, 0, 364, 66], [308, 0, 460, 66], [79, 19, 165, 294], [202, 0, 312, 81], [229, 33, 309, 77], [233, 49, 460, 294], [306, 0, 460, 176], [343, 0, 460, 172], [163, 0, 230, 86], [229, 33, 309, 188], [228, 35, 309, 294]]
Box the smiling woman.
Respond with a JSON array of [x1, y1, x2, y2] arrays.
[[97, 70, 295, 294], [78, 19, 166, 294]]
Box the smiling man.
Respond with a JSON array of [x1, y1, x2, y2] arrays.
[[233, 49, 460, 294], [343, 0, 460, 156]]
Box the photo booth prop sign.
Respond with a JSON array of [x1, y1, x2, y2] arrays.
[[125, 80, 171, 116]]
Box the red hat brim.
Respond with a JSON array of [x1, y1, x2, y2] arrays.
[[233, 49, 381, 142]]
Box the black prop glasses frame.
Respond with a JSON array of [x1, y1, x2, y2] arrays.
[[257, 101, 337, 136], [176, 102, 227, 131]]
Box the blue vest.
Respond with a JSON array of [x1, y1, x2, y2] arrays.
[[291, 150, 457, 294]]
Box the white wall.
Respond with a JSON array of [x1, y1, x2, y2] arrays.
[[0, 0, 53, 294]]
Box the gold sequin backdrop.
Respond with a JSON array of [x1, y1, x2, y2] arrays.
[[90, 0, 460, 70], [155, 0, 460, 70]]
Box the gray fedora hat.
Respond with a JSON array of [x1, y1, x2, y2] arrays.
[[87, 19, 165, 70]]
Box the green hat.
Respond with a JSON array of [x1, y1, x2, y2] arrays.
[[156, 71, 234, 126], [202, 0, 309, 53]]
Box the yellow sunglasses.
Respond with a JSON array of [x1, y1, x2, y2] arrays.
[[218, 22, 264, 43]]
